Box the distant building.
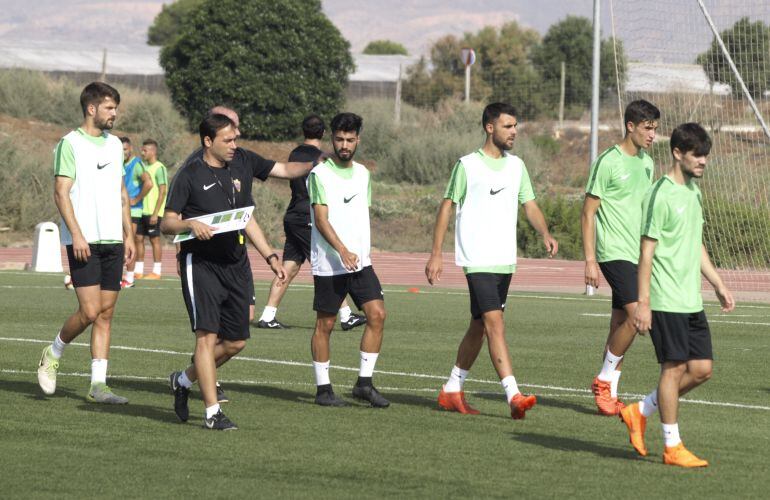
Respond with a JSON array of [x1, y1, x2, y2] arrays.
[[625, 62, 731, 95]]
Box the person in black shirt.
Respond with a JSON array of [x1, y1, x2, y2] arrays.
[[161, 114, 286, 430], [255, 115, 367, 331]]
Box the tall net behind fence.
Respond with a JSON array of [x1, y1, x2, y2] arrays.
[[613, 0, 770, 299]]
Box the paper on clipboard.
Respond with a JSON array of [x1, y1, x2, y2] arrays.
[[173, 206, 254, 243]]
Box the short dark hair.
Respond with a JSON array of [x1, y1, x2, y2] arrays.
[[482, 102, 517, 127], [330, 112, 363, 135], [670, 122, 712, 157], [302, 114, 325, 139], [120, 136, 131, 144], [142, 139, 158, 148], [80, 82, 120, 117], [199, 113, 235, 147], [624, 100, 660, 130]]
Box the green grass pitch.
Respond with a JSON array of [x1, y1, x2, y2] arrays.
[[1, 271, 769, 498]]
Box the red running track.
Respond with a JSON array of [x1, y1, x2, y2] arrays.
[[2, 247, 768, 302]]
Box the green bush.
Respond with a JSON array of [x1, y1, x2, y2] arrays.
[[704, 199, 770, 269], [160, 0, 354, 141], [0, 69, 81, 126], [0, 134, 57, 231], [517, 195, 583, 260]]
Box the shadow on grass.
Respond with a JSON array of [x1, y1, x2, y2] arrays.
[[77, 400, 179, 423], [0, 378, 83, 402], [536, 396, 599, 416], [111, 378, 173, 397], [510, 431, 644, 462]]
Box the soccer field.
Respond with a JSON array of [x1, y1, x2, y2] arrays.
[[1, 270, 769, 499]]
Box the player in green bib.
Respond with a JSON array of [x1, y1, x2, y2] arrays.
[[582, 100, 659, 415], [426, 102, 558, 420], [136, 139, 168, 279], [619, 123, 734, 468], [121, 136, 151, 288]]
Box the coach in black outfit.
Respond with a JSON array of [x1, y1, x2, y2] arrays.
[[161, 113, 287, 431]]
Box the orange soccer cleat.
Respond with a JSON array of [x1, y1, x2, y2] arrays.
[[143, 273, 162, 280], [509, 393, 537, 420], [663, 442, 709, 468], [619, 402, 647, 456], [591, 377, 624, 416], [438, 387, 480, 415]]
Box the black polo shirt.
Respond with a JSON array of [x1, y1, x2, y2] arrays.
[[283, 144, 322, 226], [166, 148, 275, 263]]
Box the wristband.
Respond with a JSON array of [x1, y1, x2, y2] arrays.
[[265, 253, 279, 265]]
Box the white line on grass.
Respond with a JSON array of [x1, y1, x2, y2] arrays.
[[579, 313, 770, 326], [4, 337, 769, 411]]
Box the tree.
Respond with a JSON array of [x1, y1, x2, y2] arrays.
[[147, 0, 204, 47], [160, 0, 354, 140], [697, 17, 770, 99], [363, 40, 409, 56], [403, 21, 543, 116], [531, 16, 625, 109]]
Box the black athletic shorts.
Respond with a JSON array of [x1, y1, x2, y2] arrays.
[[283, 221, 311, 264], [599, 260, 638, 310], [131, 216, 142, 226], [313, 266, 383, 314], [66, 243, 124, 291], [136, 215, 162, 237], [466, 273, 512, 320], [179, 253, 252, 341], [649, 310, 712, 363]]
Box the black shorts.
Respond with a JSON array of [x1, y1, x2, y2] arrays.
[[283, 221, 311, 264], [313, 266, 383, 314], [179, 253, 252, 341], [66, 243, 124, 291], [599, 260, 638, 310], [649, 310, 712, 363], [136, 215, 162, 237], [466, 273, 512, 320], [131, 216, 142, 226]]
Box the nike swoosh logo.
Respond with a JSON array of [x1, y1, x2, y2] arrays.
[[97, 162, 110, 170], [620, 173, 631, 181], [203, 183, 216, 191], [676, 206, 686, 214], [490, 187, 505, 195], [344, 194, 358, 203]]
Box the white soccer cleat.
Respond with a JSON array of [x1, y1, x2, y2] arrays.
[[37, 345, 59, 395]]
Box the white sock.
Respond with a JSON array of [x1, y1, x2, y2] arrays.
[[662, 422, 681, 447], [91, 359, 108, 385], [444, 365, 469, 392], [598, 350, 623, 381], [205, 403, 221, 419], [339, 306, 352, 323], [359, 351, 379, 378], [126, 271, 135, 283], [639, 390, 658, 417], [135, 262, 144, 275], [260, 306, 277, 322], [501, 375, 520, 402], [51, 332, 67, 359], [610, 370, 622, 398], [313, 360, 331, 386], [152, 262, 162, 275], [178, 370, 193, 389]]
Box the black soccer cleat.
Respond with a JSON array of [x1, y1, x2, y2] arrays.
[[216, 382, 229, 404], [340, 313, 367, 331], [203, 410, 238, 430], [256, 319, 289, 329], [169, 371, 191, 422], [352, 384, 390, 408], [314, 390, 349, 407]]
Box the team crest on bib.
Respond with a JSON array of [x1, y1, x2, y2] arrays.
[[233, 179, 241, 192]]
